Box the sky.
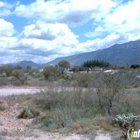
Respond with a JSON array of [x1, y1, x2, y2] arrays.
[[0, 0, 140, 64]]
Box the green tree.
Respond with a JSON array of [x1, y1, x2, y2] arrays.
[[42, 66, 61, 81], [58, 60, 70, 74], [14, 65, 22, 70], [26, 65, 31, 70]]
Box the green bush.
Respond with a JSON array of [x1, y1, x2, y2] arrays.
[[12, 69, 21, 79], [42, 66, 61, 81]]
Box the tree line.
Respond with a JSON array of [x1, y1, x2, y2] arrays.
[[82, 60, 111, 68]]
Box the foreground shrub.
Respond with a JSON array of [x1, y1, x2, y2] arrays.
[[94, 72, 126, 115]]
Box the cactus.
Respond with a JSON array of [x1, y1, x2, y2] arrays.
[[113, 114, 140, 140]]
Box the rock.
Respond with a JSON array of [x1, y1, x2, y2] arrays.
[[17, 107, 39, 119]]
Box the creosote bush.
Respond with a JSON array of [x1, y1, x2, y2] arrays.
[[42, 66, 62, 81], [94, 72, 127, 115], [12, 69, 21, 79]]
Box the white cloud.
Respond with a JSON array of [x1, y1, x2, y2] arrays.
[[0, 1, 13, 17], [76, 34, 122, 53], [85, 0, 140, 43], [0, 37, 17, 50], [14, 0, 116, 24], [19, 23, 78, 42], [0, 19, 16, 37], [18, 22, 79, 49], [5, 22, 79, 63]]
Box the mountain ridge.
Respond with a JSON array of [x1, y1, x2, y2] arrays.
[[44, 39, 140, 66]]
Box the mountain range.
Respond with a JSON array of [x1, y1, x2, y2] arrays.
[[5, 39, 140, 68], [43, 39, 140, 67]]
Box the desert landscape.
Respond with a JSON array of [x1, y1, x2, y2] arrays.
[[0, 63, 140, 140], [1, 0, 140, 139]]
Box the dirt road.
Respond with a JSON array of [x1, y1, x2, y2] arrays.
[[0, 87, 42, 96]]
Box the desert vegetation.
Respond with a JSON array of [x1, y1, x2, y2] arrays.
[[0, 60, 140, 139]]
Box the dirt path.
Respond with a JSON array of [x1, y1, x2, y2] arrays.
[[0, 87, 42, 96]]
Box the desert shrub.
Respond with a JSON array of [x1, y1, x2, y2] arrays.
[[12, 69, 21, 79], [0, 65, 13, 77], [0, 100, 6, 111], [0, 77, 8, 86], [72, 73, 94, 87], [94, 72, 125, 115], [33, 86, 99, 131], [0, 105, 6, 111], [10, 77, 21, 86], [93, 71, 140, 115], [19, 74, 27, 85], [63, 73, 72, 81], [28, 68, 40, 75], [42, 66, 62, 81], [12, 71, 27, 85], [43, 117, 53, 127], [31, 72, 43, 78]]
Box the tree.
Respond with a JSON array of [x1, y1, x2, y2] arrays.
[[26, 65, 31, 70], [130, 64, 140, 69], [25, 65, 32, 73], [14, 65, 22, 70], [58, 60, 70, 74], [42, 66, 61, 81]]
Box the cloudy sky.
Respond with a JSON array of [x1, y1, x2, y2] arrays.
[[0, 0, 140, 64]]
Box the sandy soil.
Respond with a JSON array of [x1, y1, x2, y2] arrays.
[[0, 87, 42, 96]]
